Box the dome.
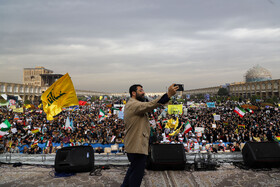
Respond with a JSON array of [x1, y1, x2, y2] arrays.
[[245, 65, 272, 82]]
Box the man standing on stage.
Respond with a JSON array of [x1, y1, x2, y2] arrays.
[[121, 84, 178, 187]]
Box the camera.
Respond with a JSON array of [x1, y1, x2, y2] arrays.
[[174, 84, 184, 91]]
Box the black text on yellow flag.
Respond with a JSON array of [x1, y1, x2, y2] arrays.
[[41, 73, 78, 120]]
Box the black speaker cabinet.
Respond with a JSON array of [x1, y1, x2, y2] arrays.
[[242, 142, 280, 168], [55, 146, 94, 173], [146, 144, 186, 170]]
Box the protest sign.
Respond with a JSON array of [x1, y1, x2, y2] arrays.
[[214, 115, 220, 121]]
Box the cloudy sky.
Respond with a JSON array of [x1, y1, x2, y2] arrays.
[[0, 0, 280, 93]]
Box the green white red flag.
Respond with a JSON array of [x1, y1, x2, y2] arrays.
[[183, 121, 192, 134], [99, 109, 105, 119], [234, 106, 246, 118], [0, 120, 11, 138]]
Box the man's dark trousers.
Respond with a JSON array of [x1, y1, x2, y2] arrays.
[[121, 153, 147, 187]]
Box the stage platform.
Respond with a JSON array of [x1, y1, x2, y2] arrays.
[[0, 152, 243, 166], [0, 162, 279, 187]]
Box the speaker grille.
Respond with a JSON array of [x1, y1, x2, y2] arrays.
[[147, 144, 186, 170], [242, 142, 280, 168], [55, 146, 94, 173]]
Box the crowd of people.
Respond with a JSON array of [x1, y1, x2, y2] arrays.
[[0, 97, 279, 154]]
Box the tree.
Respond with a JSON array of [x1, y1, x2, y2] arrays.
[[218, 88, 229, 96]]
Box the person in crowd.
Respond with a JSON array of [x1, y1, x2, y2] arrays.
[[218, 140, 226, 152], [44, 142, 56, 154], [55, 142, 64, 151], [22, 146, 30, 154], [29, 144, 42, 154], [95, 147, 104, 154], [10, 144, 20, 153], [234, 142, 241, 152], [0, 140, 5, 153]]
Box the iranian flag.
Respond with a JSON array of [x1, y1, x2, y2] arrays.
[[99, 109, 105, 119], [0, 120, 11, 138], [247, 108, 254, 113], [111, 135, 116, 142], [234, 106, 246, 118], [0, 131, 8, 138], [45, 140, 51, 147], [0, 120, 11, 131], [183, 121, 192, 134]]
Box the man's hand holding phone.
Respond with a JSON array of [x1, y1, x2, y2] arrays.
[[167, 84, 179, 98]]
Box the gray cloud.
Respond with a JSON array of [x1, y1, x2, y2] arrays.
[[0, 0, 280, 92]]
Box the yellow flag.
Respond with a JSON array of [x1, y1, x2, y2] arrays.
[[253, 137, 261, 142], [99, 96, 103, 100], [165, 118, 179, 129], [41, 73, 78, 120], [168, 104, 183, 115], [169, 123, 183, 136], [38, 103, 42, 108], [13, 107, 24, 113], [25, 104, 35, 109]]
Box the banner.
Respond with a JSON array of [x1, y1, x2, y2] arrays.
[[0, 102, 9, 106], [13, 107, 24, 113], [118, 111, 124, 119], [187, 101, 194, 106], [41, 73, 79, 120], [195, 127, 204, 133], [9, 99, 16, 106], [206, 102, 215, 108], [214, 115, 220, 121], [168, 104, 183, 115]]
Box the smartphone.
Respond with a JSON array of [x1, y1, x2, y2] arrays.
[[174, 84, 184, 91]]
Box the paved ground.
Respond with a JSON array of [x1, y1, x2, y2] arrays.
[[0, 163, 280, 187]]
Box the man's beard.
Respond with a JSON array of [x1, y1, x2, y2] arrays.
[[136, 93, 145, 102]]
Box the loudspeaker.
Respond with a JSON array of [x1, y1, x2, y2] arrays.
[[242, 142, 280, 168], [146, 144, 186, 170], [55, 146, 94, 173]]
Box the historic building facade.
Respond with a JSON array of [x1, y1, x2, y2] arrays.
[[184, 86, 221, 97], [0, 82, 43, 101], [184, 66, 280, 99], [0, 82, 108, 102], [23, 66, 63, 87], [1, 67, 106, 102], [229, 79, 280, 98]]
